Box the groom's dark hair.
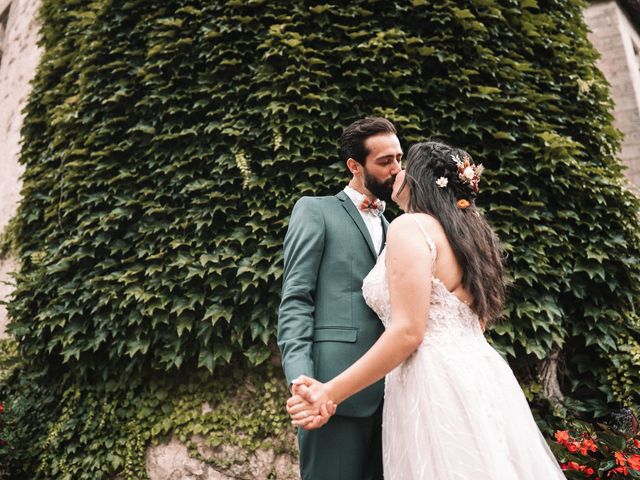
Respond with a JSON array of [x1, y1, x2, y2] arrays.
[[340, 117, 397, 168]]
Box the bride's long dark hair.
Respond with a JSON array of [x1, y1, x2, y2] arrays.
[[399, 141, 505, 323]]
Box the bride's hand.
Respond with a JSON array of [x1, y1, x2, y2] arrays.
[[291, 401, 336, 429], [286, 375, 338, 429]]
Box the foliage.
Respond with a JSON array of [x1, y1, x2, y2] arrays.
[[31, 369, 292, 480], [4, 0, 640, 474], [0, 217, 17, 261], [0, 339, 62, 478], [0, 401, 5, 477], [0, 337, 293, 479], [550, 419, 640, 478], [607, 327, 640, 410], [9, 0, 640, 413]]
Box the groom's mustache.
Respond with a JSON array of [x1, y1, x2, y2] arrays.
[[384, 175, 397, 187]]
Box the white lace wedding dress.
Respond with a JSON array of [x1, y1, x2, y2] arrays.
[[362, 216, 566, 479]]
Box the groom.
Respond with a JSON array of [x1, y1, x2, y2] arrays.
[[277, 117, 403, 479]]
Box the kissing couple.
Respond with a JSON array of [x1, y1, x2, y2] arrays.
[[277, 117, 566, 479]]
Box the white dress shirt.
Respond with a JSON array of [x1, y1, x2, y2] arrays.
[[344, 186, 384, 255]]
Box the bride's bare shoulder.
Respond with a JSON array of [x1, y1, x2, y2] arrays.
[[387, 214, 435, 246], [386, 214, 435, 265], [388, 213, 420, 232], [389, 213, 441, 233]]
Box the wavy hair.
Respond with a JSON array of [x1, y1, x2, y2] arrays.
[[399, 141, 505, 323]]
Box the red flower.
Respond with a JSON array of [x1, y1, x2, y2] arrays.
[[0, 439, 6, 447], [627, 455, 640, 471], [580, 438, 598, 455], [563, 461, 590, 472], [608, 465, 629, 476], [0, 402, 4, 414], [556, 430, 570, 445], [615, 452, 627, 466], [561, 462, 595, 476], [553, 427, 638, 478], [580, 439, 598, 455]]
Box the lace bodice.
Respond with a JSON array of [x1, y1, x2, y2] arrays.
[[362, 215, 484, 342]]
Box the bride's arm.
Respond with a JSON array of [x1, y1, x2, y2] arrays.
[[291, 215, 432, 414]]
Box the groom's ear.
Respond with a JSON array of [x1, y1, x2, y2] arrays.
[[346, 158, 361, 176]]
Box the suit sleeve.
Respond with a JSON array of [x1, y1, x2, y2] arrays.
[[277, 197, 325, 386]]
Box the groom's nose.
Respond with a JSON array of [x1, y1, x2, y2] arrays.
[[390, 159, 401, 176]]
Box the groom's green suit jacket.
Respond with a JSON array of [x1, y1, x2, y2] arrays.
[[278, 191, 388, 417]]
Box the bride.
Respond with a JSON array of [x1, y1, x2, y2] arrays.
[[287, 141, 566, 479]]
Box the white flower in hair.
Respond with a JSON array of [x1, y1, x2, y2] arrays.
[[462, 166, 475, 181], [436, 177, 448, 188], [453, 151, 483, 193]]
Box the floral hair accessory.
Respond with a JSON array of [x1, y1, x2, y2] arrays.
[[452, 153, 483, 193], [457, 199, 470, 209], [436, 177, 448, 188]]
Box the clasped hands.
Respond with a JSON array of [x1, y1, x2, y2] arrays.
[[286, 375, 338, 430]]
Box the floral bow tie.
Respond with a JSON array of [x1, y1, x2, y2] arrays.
[[359, 198, 385, 216]]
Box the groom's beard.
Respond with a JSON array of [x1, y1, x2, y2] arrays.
[[364, 172, 395, 202]]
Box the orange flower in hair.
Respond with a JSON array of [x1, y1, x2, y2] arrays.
[[457, 199, 470, 209]]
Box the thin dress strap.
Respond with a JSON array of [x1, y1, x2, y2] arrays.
[[410, 215, 437, 269]]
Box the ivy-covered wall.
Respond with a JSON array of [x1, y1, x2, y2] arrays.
[[1, 0, 640, 478], [0, 338, 294, 478]]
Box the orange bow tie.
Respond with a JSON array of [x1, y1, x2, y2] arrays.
[[359, 198, 385, 216]]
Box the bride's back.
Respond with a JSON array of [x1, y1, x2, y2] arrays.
[[411, 213, 475, 308]]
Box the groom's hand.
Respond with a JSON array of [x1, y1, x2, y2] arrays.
[[287, 375, 337, 430], [306, 402, 336, 430], [289, 399, 335, 430]]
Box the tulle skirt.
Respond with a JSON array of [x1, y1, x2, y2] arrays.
[[382, 336, 566, 479]]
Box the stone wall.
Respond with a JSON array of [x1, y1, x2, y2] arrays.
[[0, 0, 41, 338], [585, 0, 640, 187]]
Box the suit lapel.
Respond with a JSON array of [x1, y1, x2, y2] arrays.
[[336, 191, 377, 259]]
